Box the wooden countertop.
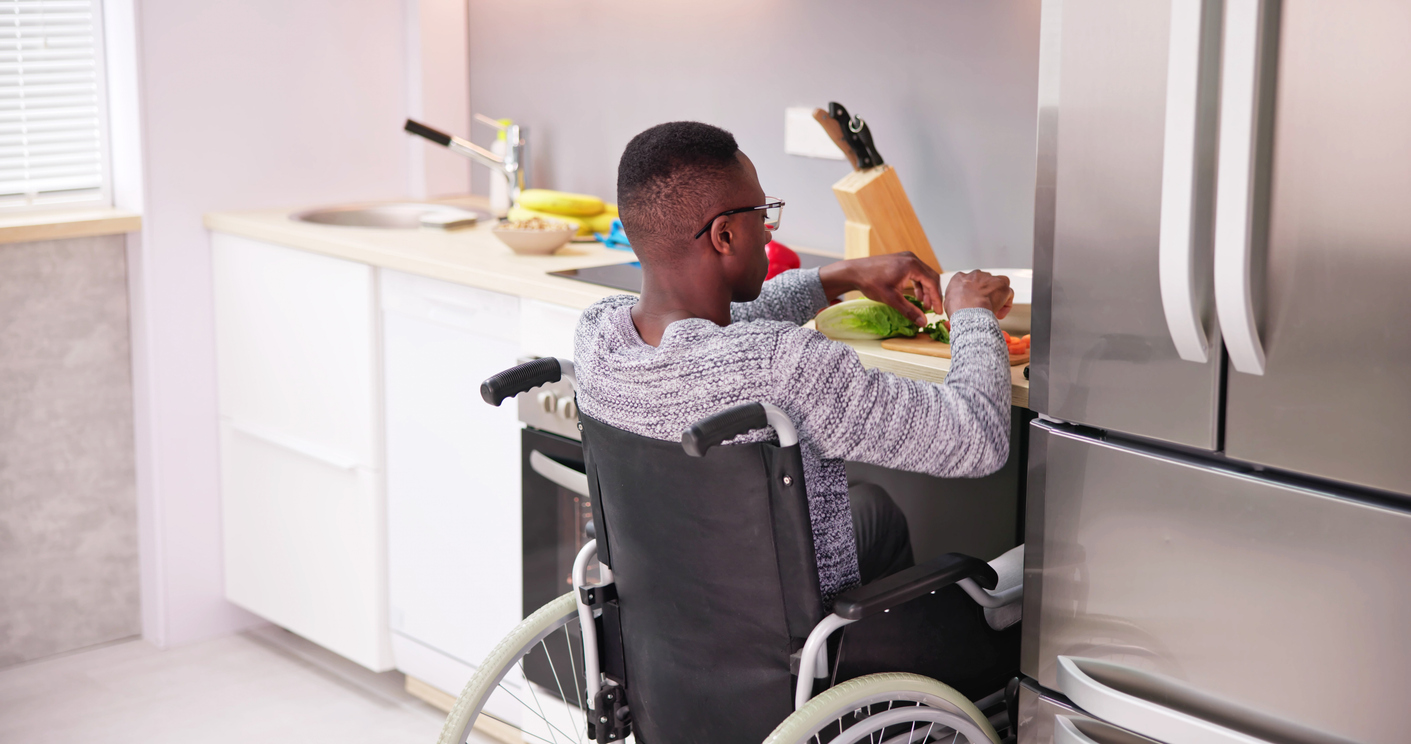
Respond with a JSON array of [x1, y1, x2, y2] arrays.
[[0, 208, 141, 245], [204, 197, 1028, 408]]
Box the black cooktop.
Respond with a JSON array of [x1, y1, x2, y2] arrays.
[[551, 251, 837, 293]]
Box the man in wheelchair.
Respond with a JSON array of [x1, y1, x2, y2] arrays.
[[463, 122, 1023, 744]]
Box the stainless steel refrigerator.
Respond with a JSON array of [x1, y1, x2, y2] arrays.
[[1021, 1, 1411, 742]]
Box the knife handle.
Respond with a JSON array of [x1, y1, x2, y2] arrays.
[[812, 108, 860, 169], [853, 120, 884, 168], [829, 102, 877, 169]]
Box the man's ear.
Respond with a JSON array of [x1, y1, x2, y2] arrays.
[[709, 216, 734, 256]]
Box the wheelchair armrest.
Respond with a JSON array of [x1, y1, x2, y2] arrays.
[[832, 552, 998, 621]]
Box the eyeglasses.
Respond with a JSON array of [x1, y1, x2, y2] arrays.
[[692, 197, 784, 240]]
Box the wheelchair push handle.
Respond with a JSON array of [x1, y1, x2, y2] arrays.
[[682, 402, 767, 457], [682, 401, 799, 456], [481, 357, 574, 406]]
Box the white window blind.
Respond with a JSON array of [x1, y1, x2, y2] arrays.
[[0, 0, 108, 209]]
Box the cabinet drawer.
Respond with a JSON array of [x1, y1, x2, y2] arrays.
[[212, 234, 379, 467], [220, 420, 390, 670], [380, 268, 519, 342]]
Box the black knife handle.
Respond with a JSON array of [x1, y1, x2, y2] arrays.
[[853, 119, 884, 168], [829, 102, 877, 170]]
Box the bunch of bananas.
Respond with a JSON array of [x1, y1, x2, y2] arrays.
[[508, 189, 618, 237]]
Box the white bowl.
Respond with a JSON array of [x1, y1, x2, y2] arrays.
[[492, 222, 576, 255], [940, 268, 1033, 334]]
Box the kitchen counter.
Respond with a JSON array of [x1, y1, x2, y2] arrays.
[[205, 199, 1029, 408]]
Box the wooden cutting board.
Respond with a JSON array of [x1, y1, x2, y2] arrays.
[[880, 335, 1030, 366]]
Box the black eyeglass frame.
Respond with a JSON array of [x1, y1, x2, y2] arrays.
[[692, 198, 785, 240]]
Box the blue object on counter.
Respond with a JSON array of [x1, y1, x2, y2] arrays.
[[595, 218, 633, 251]]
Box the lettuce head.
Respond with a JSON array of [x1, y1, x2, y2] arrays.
[[814, 299, 918, 340]]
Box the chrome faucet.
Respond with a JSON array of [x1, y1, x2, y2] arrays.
[[404, 118, 530, 200]]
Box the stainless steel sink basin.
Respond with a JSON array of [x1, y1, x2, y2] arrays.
[[292, 202, 490, 230]]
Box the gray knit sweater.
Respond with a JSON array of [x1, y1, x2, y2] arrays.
[[573, 268, 1011, 602]]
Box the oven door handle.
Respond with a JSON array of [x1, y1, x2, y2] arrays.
[[530, 449, 589, 497]]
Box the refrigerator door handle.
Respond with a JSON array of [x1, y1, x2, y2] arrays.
[[1158, 0, 1213, 363], [1213, 0, 1269, 375], [1053, 716, 1101, 744], [1057, 656, 1271, 744]]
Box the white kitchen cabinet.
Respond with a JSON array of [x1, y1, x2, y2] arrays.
[[520, 298, 582, 360], [211, 233, 390, 671], [381, 269, 524, 692]]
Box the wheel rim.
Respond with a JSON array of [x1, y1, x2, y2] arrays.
[[439, 594, 599, 744], [764, 674, 1000, 744], [829, 705, 990, 744], [790, 693, 990, 744]]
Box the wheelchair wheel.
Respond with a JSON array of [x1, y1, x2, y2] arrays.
[[435, 593, 593, 744], [763, 673, 1000, 744]]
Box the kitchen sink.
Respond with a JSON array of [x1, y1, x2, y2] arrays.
[[292, 202, 490, 230]]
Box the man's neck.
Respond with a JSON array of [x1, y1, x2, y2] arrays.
[[630, 261, 732, 346]]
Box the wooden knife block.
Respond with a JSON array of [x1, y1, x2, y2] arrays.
[[833, 165, 941, 273]]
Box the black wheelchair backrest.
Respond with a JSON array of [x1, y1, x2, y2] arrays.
[[580, 411, 824, 744]]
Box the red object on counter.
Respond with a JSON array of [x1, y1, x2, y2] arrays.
[[765, 240, 801, 280]]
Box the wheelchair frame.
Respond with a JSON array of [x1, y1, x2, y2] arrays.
[[474, 357, 1025, 744]]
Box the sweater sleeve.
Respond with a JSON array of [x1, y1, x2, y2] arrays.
[[770, 308, 1012, 478], [730, 268, 830, 325]]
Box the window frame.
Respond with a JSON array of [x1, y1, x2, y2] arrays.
[[0, 0, 114, 214]]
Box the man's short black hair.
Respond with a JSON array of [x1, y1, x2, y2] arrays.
[[617, 121, 742, 258]]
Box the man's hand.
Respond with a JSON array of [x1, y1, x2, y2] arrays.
[[943, 270, 1013, 320], [819, 252, 943, 327]]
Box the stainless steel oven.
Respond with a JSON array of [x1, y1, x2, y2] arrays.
[[517, 370, 591, 703]]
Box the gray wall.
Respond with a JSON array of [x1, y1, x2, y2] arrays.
[[469, 0, 1041, 268], [0, 235, 139, 667]]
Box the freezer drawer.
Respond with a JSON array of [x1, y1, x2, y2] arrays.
[[1024, 421, 1411, 744], [1018, 681, 1158, 744], [1030, 0, 1223, 449]]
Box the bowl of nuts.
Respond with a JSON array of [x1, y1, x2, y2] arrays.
[[492, 217, 578, 255]]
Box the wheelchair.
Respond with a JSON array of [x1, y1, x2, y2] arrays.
[[436, 357, 1025, 744]]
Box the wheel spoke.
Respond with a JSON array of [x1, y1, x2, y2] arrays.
[[495, 666, 580, 744], [539, 638, 584, 744], [521, 659, 565, 744], [490, 684, 569, 744], [562, 623, 587, 737]]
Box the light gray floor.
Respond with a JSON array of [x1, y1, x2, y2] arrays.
[[0, 624, 497, 744]]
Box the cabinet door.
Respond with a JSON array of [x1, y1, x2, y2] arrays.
[[1223, 1, 1411, 496], [219, 421, 389, 670], [382, 270, 523, 670], [211, 233, 388, 670], [212, 233, 379, 467], [520, 298, 581, 361]]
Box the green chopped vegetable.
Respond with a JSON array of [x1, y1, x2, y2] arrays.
[[815, 299, 918, 340], [923, 320, 950, 344], [903, 294, 950, 343]]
